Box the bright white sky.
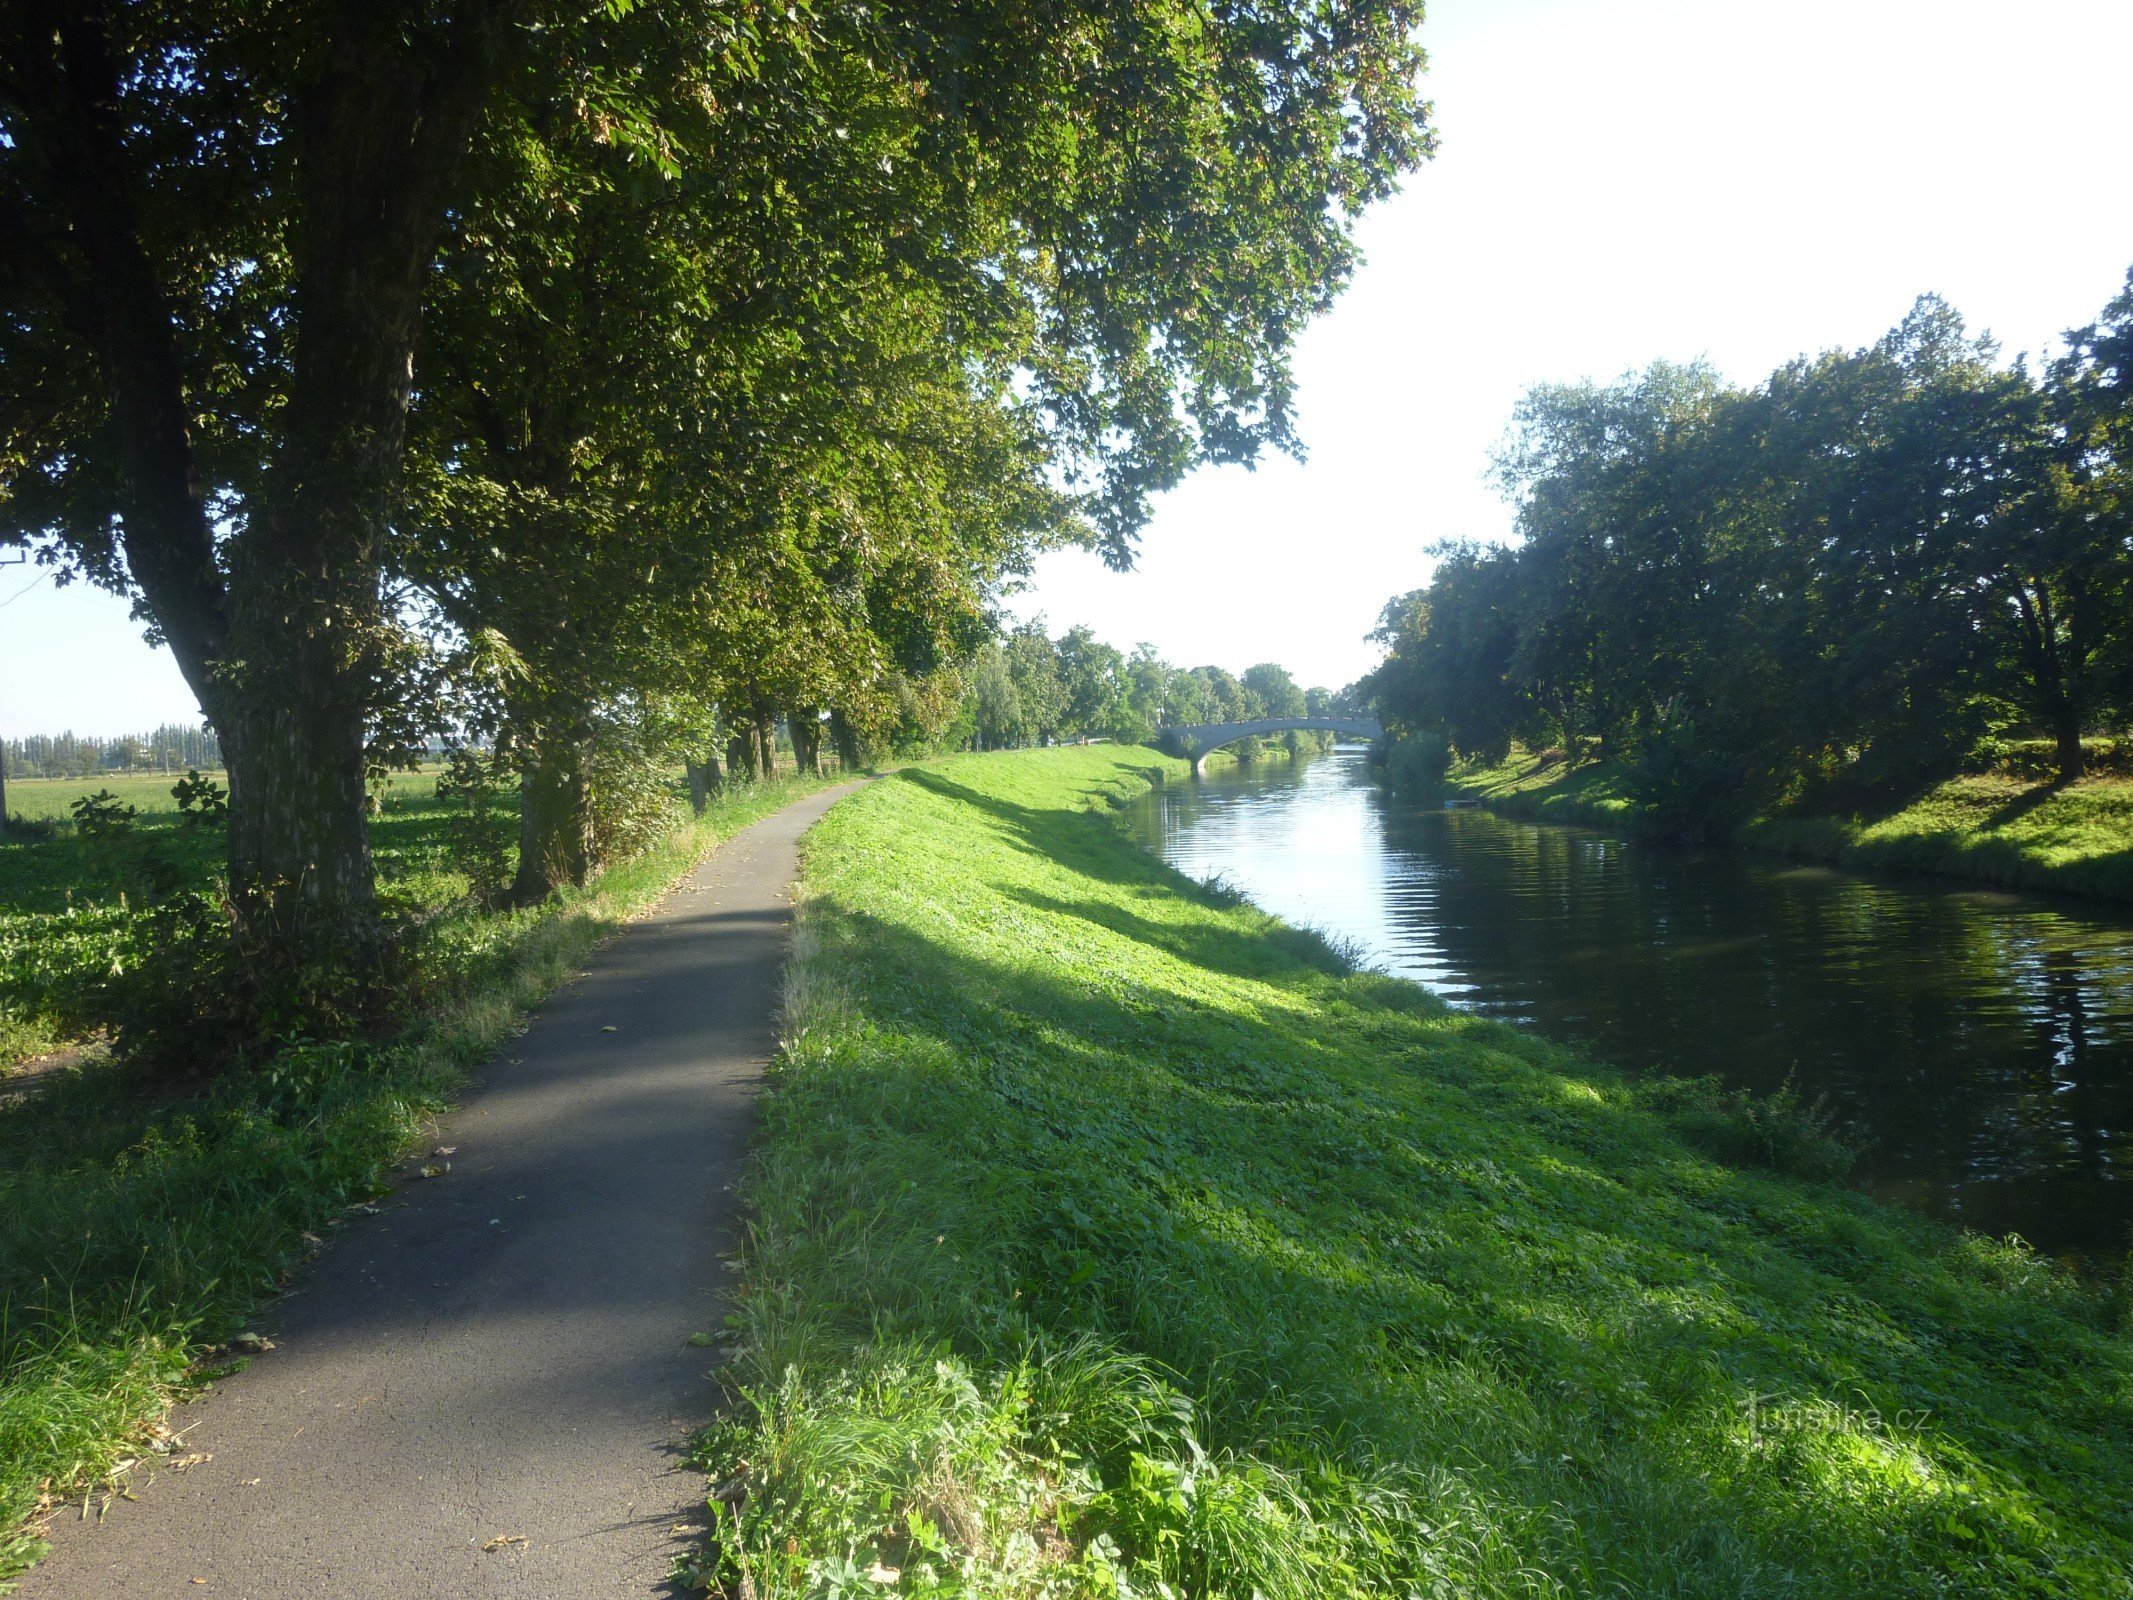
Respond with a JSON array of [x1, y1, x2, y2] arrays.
[[5, 0, 2132, 735]]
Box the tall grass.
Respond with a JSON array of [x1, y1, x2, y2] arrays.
[[0, 773, 840, 1585], [694, 748, 2133, 1598]]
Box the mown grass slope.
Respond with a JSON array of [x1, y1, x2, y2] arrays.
[[702, 746, 2133, 1599], [1744, 772, 2133, 900], [0, 773, 838, 1583], [1448, 747, 2133, 901]]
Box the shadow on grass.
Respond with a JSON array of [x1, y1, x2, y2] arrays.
[[779, 807, 2129, 1583], [1982, 776, 2074, 832]]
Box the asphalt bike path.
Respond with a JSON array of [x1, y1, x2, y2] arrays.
[[23, 782, 862, 1598]]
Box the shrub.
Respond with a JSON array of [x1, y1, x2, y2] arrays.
[[170, 769, 227, 826], [68, 790, 137, 838], [1383, 728, 1451, 792], [588, 737, 684, 868], [433, 747, 514, 905]]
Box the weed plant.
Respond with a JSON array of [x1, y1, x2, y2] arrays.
[[697, 748, 2132, 1598]]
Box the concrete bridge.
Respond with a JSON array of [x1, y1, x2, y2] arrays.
[[1159, 716, 1384, 775]]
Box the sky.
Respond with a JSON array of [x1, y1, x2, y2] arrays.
[[5, 0, 2132, 736]]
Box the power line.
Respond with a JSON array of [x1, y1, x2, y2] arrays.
[[0, 569, 53, 608]]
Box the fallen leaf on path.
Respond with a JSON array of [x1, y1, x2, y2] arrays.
[[687, 1332, 715, 1348], [228, 1333, 274, 1352], [600, 1025, 619, 1032], [169, 1452, 211, 1472], [433, 1145, 458, 1157], [482, 1535, 529, 1552], [418, 1163, 450, 1179], [240, 1479, 260, 1487]]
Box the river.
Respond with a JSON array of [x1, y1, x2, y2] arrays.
[[1124, 748, 2133, 1262]]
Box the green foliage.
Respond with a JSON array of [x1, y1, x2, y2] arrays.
[[169, 770, 227, 828], [1382, 728, 1451, 792], [701, 748, 2133, 1598], [1365, 275, 2133, 833], [67, 790, 136, 839], [432, 748, 514, 907]]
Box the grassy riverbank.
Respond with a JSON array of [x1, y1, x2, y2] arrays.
[[0, 773, 839, 1584], [698, 745, 2132, 1598], [1447, 747, 2133, 901]]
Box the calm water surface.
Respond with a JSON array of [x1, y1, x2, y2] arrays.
[[1125, 749, 2133, 1260]]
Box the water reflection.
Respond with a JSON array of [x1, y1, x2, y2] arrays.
[[1125, 750, 2133, 1259]]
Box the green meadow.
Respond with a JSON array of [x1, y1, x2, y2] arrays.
[[697, 746, 2133, 1599]]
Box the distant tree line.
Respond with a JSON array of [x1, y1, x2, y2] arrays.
[[3, 725, 222, 780], [959, 623, 1346, 752], [1368, 273, 2133, 836]]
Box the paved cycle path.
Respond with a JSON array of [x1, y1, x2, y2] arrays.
[[24, 783, 861, 1599]]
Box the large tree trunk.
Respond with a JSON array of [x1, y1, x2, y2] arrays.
[[790, 708, 822, 777], [511, 699, 595, 903], [755, 711, 777, 780], [219, 637, 379, 947], [2012, 584, 2086, 784], [727, 730, 758, 782], [2052, 704, 2087, 784], [830, 709, 865, 771], [684, 752, 723, 814]]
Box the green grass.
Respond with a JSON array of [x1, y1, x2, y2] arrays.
[[1447, 747, 2133, 900], [1445, 747, 1640, 829], [1, 769, 459, 1070], [3, 769, 236, 822], [694, 746, 2133, 1599], [0, 771, 842, 1584], [1744, 773, 2133, 900], [1, 766, 443, 822]]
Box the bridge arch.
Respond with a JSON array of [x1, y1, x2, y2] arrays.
[[1158, 716, 1384, 776]]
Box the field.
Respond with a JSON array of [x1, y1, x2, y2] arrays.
[[0, 768, 451, 1068], [3, 769, 238, 822], [695, 746, 2133, 1598], [1446, 748, 2133, 900], [0, 769, 842, 1580]]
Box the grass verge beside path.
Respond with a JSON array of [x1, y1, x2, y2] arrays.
[[0, 772, 840, 1587], [1450, 748, 2133, 901], [697, 746, 2133, 1599]]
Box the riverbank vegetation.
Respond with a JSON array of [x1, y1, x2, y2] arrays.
[[695, 747, 2133, 1599], [0, 770, 839, 1580], [1442, 745, 2133, 901], [1369, 272, 2133, 852]]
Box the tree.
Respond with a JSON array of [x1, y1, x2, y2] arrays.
[[1005, 624, 1068, 745], [1, 0, 519, 960], [1055, 627, 1126, 739], [1241, 663, 1308, 720], [4, 0, 1433, 1029]]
